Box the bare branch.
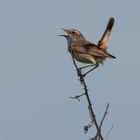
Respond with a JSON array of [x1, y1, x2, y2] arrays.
[[70, 51, 104, 140]]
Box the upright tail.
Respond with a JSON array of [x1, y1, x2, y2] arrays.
[[98, 17, 115, 51]]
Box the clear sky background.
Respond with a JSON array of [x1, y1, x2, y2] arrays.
[[0, 0, 140, 140]]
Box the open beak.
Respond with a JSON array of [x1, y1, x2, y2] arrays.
[[59, 28, 70, 37], [59, 28, 71, 38], [59, 34, 68, 38]]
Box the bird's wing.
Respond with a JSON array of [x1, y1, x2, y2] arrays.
[[72, 41, 115, 58], [98, 17, 115, 50]]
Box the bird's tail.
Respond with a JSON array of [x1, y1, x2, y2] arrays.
[[107, 52, 116, 59], [98, 17, 115, 51]]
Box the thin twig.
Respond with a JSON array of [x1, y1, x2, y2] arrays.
[[95, 103, 110, 138], [105, 125, 114, 140], [70, 93, 85, 101], [99, 103, 110, 129]]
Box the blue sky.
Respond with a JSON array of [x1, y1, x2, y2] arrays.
[[0, 0, 140, 140]]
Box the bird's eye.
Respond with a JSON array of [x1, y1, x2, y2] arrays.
[[71, 31, 75, 34]]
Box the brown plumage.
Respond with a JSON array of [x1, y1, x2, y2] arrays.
[[61, 17, 116, 66]]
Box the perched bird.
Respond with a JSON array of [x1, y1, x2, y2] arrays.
[[60, 17, 116, 76]]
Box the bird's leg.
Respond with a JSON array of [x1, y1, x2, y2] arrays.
[[82, 64, 99, 77], [79, 64, 96, 71]]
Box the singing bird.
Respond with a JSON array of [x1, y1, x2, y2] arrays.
[[60, 17, 116, 76]]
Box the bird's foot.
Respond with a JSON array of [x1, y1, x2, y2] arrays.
[[77, 68, 82, 77], [77, 69, 86, 77], [81, 73, 86, 77]]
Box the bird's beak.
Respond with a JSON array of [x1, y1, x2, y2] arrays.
[[59, 34, 68, 38], [61, 28, 70, 34], [60, 28, 70, 37]]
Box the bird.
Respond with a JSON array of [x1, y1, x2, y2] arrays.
[[60, 17, 116, 76]]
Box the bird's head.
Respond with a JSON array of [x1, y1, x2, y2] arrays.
[[61, 28, 85, 40]]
